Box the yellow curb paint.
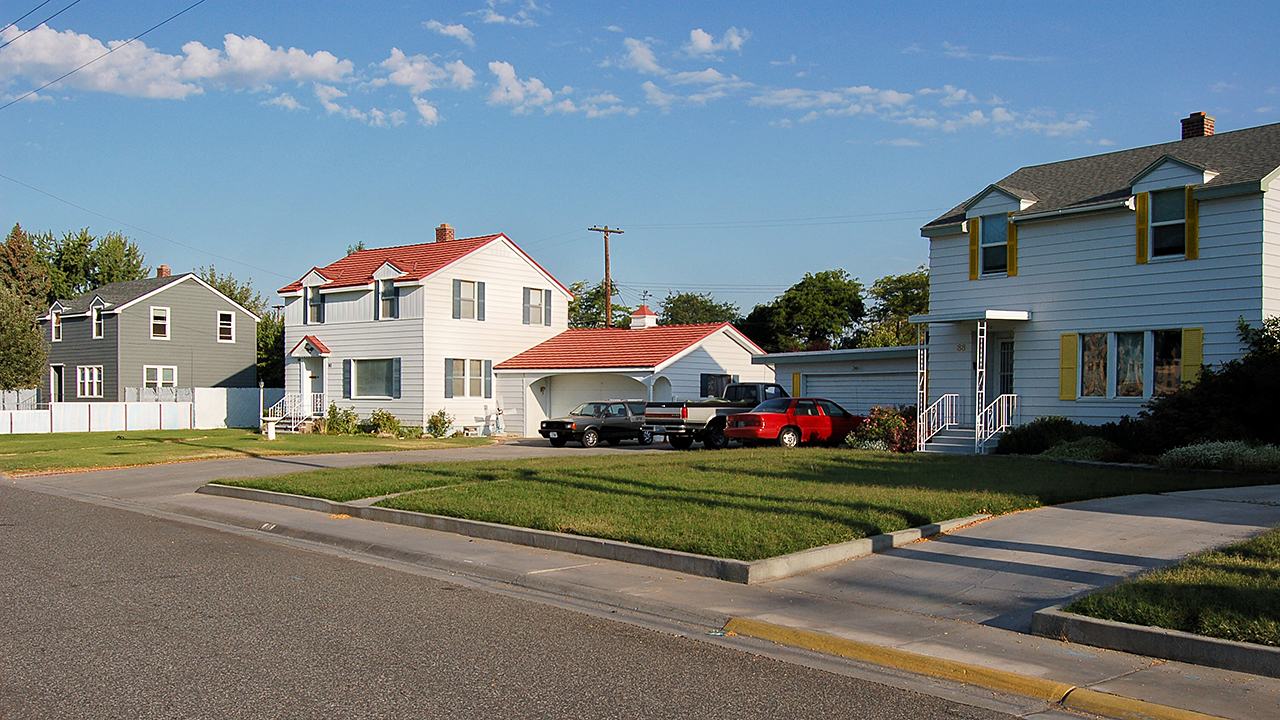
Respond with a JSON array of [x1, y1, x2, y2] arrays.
[[1064, 688, 1230, 720], [725, 617, 1073, 702], [724, 618, 1234, 720]]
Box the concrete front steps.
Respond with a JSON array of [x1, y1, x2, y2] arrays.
[[919, 425, 999, 454]]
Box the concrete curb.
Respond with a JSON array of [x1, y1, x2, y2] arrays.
[[196, 484, 989, 584], [1031, 605, 1280, 679], [725, 617, 1230, 720]]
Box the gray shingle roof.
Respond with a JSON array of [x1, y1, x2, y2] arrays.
[[54, 274, 188, 313], [925, 120, 1280, 230]]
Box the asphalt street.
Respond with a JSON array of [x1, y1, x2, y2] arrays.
[[0, 483, 1018, 720]]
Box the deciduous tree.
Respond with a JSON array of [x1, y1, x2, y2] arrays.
[[657, 292, 740, 326], [858, 267, 928, 348], [567, 280, 632, 328]]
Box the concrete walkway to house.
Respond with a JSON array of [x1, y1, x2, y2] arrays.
[[8, 444, 1280, 720]]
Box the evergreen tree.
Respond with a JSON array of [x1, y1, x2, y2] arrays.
[[0, 284, 47, 391]]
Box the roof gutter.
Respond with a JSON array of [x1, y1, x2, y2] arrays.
[[1012, 198, 1133, 224]]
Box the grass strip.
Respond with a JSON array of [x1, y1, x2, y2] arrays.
[[0, 428, 491, 475], [1065, 525, 1280, 647], [222, 448, 1277, 561]]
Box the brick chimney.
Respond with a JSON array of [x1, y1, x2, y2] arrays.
[[435, 223, 455, 243], [156, 264, 171, 278], [1181, 112, 1215, 139], [629, 304, 658, 330]]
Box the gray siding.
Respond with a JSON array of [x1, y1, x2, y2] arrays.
[[41, 311, 119, 402], [116, 278, 258, 397]]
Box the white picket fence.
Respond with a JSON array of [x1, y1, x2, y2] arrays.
[[0, 387, 285, 435]]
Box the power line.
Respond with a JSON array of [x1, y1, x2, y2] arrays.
[[0, 0, 54, 35], [0, 172, 295, 281], [624, 208, 947, 231], [0, 0, 83, 52], [0, 0, 208, 112]]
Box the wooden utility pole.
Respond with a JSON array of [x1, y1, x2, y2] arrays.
[[587, 226, 624, 328]]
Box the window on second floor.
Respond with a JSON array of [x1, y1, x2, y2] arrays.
[[1149, 188, 1187, 258], [980, 214, 1009, 275], [51, 312, 62, 342], [150, 306, 170, 340], [379, 280, 399, 320], [523, 287, 552, 325], [217, 311, 235, 342], [307, 289, 325, 324], [92, 307, 104, 339], [453, 279, 485, 321]]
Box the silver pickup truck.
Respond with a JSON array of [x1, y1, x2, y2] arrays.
[[643, 382, 789, 450]]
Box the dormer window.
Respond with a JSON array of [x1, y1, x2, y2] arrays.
[[92, 307, 104, 339], [980, 214, 1009, 275], [379, 280, 399, 320], [51, 312, 62, 342], [1149, 188, 1186, 258], [307, 289, 325, 324]]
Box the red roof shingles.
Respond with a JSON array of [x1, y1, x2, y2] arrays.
[[496, 323, 758, 370], [290, 335, 330, 355], [278, 235, 502, 293]]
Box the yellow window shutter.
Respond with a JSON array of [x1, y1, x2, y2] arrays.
[[1185, 187, 1199, 260], [792, 372, 801, 397], [1135, 192, 1149, 264], [968, 219, 980, 280], [1059, 334, 1078, 401], [1006, 215, 1018, 276], [1182, 327, 1203, 385]]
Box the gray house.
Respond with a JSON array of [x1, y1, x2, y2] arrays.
[[38, 268, 260, 402]]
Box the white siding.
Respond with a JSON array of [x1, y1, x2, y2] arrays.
[[1132, 161, 1210, 195], [321, 289, 372, 324], [926, 192, 1268, 425], [285, 319, 426, 423], [654, 332, 773, 400], [1264, 183, 1280, 319], [966, 191, 1020, 218]]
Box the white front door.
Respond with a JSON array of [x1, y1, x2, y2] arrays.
[[301, 358, 324, 396]]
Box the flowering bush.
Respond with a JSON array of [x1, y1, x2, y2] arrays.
[[846, 406, 916, 453], [1159, 442, 1280, 473]]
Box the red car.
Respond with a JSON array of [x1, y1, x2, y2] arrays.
[[725, 397, 865, 448]]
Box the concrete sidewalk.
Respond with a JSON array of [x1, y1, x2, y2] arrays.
[[9, 448, 1280, 720]]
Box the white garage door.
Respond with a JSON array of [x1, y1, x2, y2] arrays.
[[802, 373, 916, 416], [548, 374, 647, 418]]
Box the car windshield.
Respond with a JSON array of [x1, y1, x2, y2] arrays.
[[569, 403, 609, 417], [753, 398, 792, 413]]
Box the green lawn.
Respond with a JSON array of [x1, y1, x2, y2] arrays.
[[0, 428, 493, 475], [220, 449, 1278, 561], [1065, 526, 1280, 647]]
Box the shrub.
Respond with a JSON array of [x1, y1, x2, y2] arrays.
[[1040, 436, 1131, 463], [995, 416, 1086, 455], [369, 408, 402, 436], [850, 406, 916, 453], [325, 402, 360, 435], [398, 425, 424, 440], [425, 409, 454, 438], [1159, 442, 1280, 473]]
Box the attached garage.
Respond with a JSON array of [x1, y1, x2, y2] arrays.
[[758, 346, 919, 416], [547, 373, 647, 417]]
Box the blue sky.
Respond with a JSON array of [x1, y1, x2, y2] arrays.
[[2, 0, 1277, 311]]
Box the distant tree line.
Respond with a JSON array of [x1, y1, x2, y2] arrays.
[[567, 266, 928, 353]]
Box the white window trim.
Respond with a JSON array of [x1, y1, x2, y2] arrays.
[[91, 307, 104, 339], [526, 286, 544, 325], [150, 306, 171, 340], [143, 365, 178, 389], [217, 311, 236, 343], [378, 280, 399, 321], [1148, 188, 1187, 260], [51, 312, 62, 342], [76, 365, 103, 398], [458, 280, 477, 320], [448, 357, 492, 398], [352, 358, 396, 399]]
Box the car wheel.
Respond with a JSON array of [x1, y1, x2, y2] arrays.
[[669, 435, 694, 450], [777, 426, 801, 448], [702, 426, 728, 450], [549, 437, 568, 448], [581, 428, 601, 448], [637, 431, 654, 446]]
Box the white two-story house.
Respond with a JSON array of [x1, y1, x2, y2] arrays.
[[913, 113, 1280, 453], [277, 224, 572, 432]]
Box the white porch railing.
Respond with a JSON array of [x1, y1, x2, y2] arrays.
[[263, 392, 326, 433], [917, 393, 960, 451], [976, 394, 1018, 453]]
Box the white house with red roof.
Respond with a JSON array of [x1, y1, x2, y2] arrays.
[[276, 224, 572, 432], [494, 306, 773, 437]]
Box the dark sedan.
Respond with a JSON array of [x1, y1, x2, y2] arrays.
[[539, 401, 653, 448]]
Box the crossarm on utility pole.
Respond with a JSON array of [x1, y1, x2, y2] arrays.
[[587, 226, 624, 328]]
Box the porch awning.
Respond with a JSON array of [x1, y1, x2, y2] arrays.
[[908, 309, 1030, 324]]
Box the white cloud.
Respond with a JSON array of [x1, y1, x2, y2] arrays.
[[878, 138, 923, 147], [669, 68, 736, 85], [470, 0, 543, 27], [487, 60, 552, 113], [584, 92, 621, 104], [1210, 80, 1237, 93], [750, 85, 908, 110], [684, 27, 750, 57], [1097, 138, 1117, 146], [381, 49, 475, 94], [413, 96, 440, 125], [0, 26, 352, 99], [642, 80, 676, 108], [941, 109, 989, 132], [263, 93, 305, 111], [925, 84, 974, 106], [423, 20, 475, 48], [991, 107, 1015, 122], [605, 25, 623, 33], [313, 83, 403, 126], [770, 54, 797, 66], [620, 37, 665, 74]]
